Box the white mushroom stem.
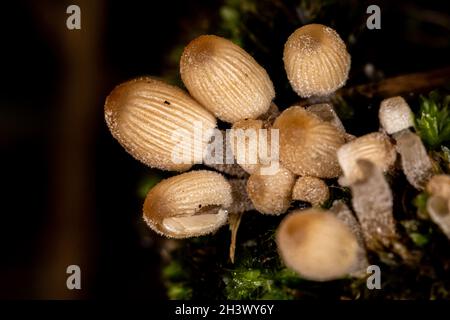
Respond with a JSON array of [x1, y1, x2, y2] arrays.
[[393, 129, 434, 190], [349, 159, 397, 251]]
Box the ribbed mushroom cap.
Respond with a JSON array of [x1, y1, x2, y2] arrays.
[[180, 35, 275, 123], [273, 106, 345, 178], [284, 24, 350, 98], [143, 170, 232, 238], [104, 77, 217, 171], [276, 209, 361, 281], [337, 132, 396, 185]]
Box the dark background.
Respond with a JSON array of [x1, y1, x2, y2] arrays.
[[0, 0, 449, 299]]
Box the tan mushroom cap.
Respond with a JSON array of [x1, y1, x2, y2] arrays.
[[276, 209, 361, 281], [284, 24, 350, 98], [104, 77, 217, 171], [426, 174, 450, 199], [292, 176, 329, 206], [180, 35, 275, 123], [246, 167, 296, 215], [273, 106, 345, 178], [143, 170, 232, 238]]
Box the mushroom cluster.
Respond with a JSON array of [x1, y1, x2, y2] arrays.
[[104, 23, 448, 283]]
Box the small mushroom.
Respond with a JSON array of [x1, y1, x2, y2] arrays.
[[273, 106, 345, 178], [426, 195, 450, 239], [379, 96, 414, 135], [276, 208, 364, 281], [292, 176, 329, 206], [283, 24, 351, 98], [348, 159, 397, 251], [393, 129, 434, 190], [426, 174, 450, 239], [246, 167, 296, 215], [337, 132, 396, 185], [143, 170, 232, 238], [426, 174, 450, 199], [180, 35, 275, 123], [104, 77, 216, 171]]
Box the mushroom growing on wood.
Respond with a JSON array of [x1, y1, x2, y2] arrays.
[[104, 77, 217, 171], [273, 106, 345, 178], [276, 209, 365, 281], [180, 35, 275, 123], [284, 24, 351, 98], [143, 170, 232, 238]]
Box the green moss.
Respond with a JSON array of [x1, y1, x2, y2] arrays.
[[415, 91, 450, 149]]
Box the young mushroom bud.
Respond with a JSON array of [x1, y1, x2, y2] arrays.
[[379, 96, 414, 135], [292, 176, 329, 206], [180, 35, 275, 123], [246, 167, 296, 215], [143, 170, 232, 238], [426, 195, 450, 239], [283, 24, 351, 98], [337, 132, 396, 185], [426, 175, 450, 239], [393, 129, 434, 190], [276, 209, 364, 281], [426, 174, 450, 200], [104, 77, 216, 171], [273, 106, 345, 178]]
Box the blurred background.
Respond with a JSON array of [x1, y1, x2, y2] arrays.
[[0, 0, 449, 299]]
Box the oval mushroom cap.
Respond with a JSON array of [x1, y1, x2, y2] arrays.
[[180, 35, 275, 123], [105, 77, 217, 171], [276, 209, 360, 281], [273, 106, 345, 177], [284, 24, 350, 98], [292, 176, 329, 206], [426, 174, 450, 200], [246, 167, 295, 215], [143, 170, 232, 238]]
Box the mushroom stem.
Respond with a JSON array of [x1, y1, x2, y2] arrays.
[[228, 211, 243, 264], [348, 159, 397, 251], [393, 129, 434, 190]]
